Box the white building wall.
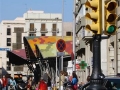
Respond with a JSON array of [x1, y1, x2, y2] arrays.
[[0, 19, 26, 76], [101, 39, 107, 75], [24, 11, 62, 36]]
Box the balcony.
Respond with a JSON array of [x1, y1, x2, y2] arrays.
[[118, 32, 120, 41], [110, 35, 115, 44], [75, 0, 87, 17], [40, 28, 48, 33], [76, 16, 86, 34], [51, 28, 59, 33], [81, 30, 92, 43], [29, 28, 36, 33], [117, 7, 120, 18], [76, 39, 85, 53]]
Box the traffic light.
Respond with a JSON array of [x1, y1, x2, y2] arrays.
[[104, 0, 117, 35], [85, 0, 102, 34]]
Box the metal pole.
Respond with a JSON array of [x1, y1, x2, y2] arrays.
[[61, 0, 64, 71], [73, 0, 76, 71], [86, 34, 106, 90], [55, 18, 58, 86]]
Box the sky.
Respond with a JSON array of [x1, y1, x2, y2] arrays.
[[0, 0, 73, 22]]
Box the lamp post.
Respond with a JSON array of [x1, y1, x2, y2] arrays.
[[61, 0, 64, 71], [86, 34, 106, 90], [55, 17, 58, 86]]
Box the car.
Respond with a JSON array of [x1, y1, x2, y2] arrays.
[[79, 75, 120, 90]]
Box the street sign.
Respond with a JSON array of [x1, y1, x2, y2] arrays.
[[0, 48, 10, 51], [56, 39, 66, 52], [57, 52, 65, 57]]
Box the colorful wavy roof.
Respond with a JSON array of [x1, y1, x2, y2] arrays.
[[36, 41, 73, 58], [24, 36, 72, 57]]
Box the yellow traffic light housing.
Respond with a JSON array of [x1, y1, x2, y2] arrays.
[[104, 0, 118, 35], [85, 0, 102, 34]]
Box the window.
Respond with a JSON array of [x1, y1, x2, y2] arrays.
[[7, 28, 11, 35], [29, 33, 36, 36], [14, 66, 23, 71], [6, 61, 11, 71], [6, 38, 11, 46], [41, 24, 46, 31], [52, 24, 57, 31], [30, 23, 34, 31], [66, 32, 73, 36], [41, 34, 45, 36]]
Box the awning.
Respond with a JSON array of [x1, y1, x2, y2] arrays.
[[36, 41, 73, 59], [23, 36, 73, 59], [8, 49, 29, 65]]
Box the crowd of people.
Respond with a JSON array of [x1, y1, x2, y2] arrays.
[[36, 70, 90, 90], [0, 75, 16, 90], [0, 71, 90, 90]]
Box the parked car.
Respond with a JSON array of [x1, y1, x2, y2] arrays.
[[79, 75, 120, 90]]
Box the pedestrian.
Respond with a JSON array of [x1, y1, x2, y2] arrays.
[[87, 76, 91, 82], [0, 78, 3, 90], [38, 77, 47, 90], [43, 69, 52, 90], [63, 72, 69, 88], [9, 77, 16, 90], [71, 72, 78, 90], [27, 77, 33, 90], [2, 75, 8, 90], [59, 71, 65, 90]]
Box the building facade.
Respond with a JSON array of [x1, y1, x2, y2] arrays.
[[23, 10, 62, 37], [75, 0, 108, 83], [0, 17, 26, 77], [0, 10, 65, 77]]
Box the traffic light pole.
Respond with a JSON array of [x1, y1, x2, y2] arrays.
[[86, 34, 106, 90]]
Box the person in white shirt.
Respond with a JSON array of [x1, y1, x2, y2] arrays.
[[0, 78, 3, 89]]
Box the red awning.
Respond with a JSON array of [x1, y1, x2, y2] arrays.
[[8, 49, 29, 65]]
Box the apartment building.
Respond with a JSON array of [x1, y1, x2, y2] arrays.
[[74, 0, 108, 82], [24, 10, 62, 36], [0, 17, 26, 77]]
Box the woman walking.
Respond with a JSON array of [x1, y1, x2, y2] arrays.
[[71, 72, 78, 90]]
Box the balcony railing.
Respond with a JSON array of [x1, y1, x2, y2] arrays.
[[51, 28, 59, 33], [75, 0, 87, 17], [76, 16, 86, 34], [40, 28, 48, 33], [110, 35, 115, 43], [29, 28, 36, 33], [76, 39, 85, 52]]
